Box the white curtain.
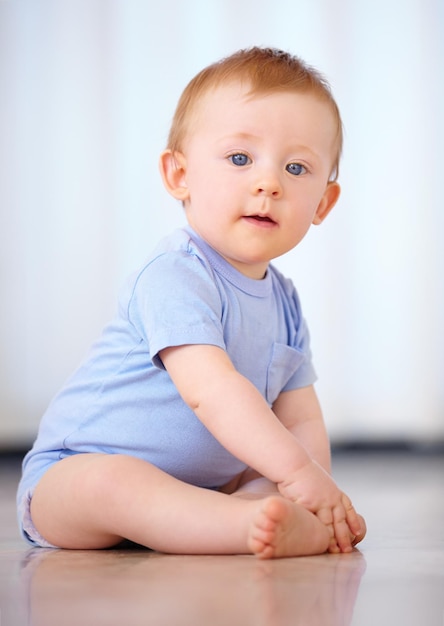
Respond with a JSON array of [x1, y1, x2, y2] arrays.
[[1, 0, 443, 445]]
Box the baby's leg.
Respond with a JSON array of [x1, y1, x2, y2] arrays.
[[30, 453, 330, 557], [248, 497, 331, 559], [228, 467, 280, 499], [229, 468, 366, 551]]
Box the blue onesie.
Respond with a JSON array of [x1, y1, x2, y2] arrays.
[[17, 226, 317, 545]]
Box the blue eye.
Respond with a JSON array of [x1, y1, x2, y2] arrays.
[[229, 153, 250, 166], [286, 163, 306, 176]]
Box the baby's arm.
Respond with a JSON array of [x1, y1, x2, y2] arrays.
[[160, 344, 360, 552], [272, 386, 364, 550], [272, 386, 332, 472], [160, 344, 313, 478]]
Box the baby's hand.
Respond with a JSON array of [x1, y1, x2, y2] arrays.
[[277, 460, 362, 553]]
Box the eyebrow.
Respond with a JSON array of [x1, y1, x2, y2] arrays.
[[219, 132, 321, 159], [219, 131, 259, 142]]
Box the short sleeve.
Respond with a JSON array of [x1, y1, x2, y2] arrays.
[[127, 251, 226, 369]]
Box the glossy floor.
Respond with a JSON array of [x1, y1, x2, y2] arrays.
[[1, 450, 443, 626]]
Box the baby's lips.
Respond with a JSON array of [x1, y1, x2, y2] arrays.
[[244, 212, 277, 224]]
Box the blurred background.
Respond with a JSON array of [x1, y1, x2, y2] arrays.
[[0, 0, 443, 450]]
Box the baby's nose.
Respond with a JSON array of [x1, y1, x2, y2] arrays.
[[252, 170, 283, 197]]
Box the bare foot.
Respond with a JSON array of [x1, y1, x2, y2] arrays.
[[247, 497, 331, 559]]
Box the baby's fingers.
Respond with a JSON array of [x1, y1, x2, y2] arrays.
[[315, 506, 337, 551], [351, 514, 367, 546], [332, 495, 363, 553], [342, 493, 362, 537], [332, 507, 354, 552], [315, 505, 333, 529]]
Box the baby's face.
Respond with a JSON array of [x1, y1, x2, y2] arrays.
[[178, 82, 340, 279]]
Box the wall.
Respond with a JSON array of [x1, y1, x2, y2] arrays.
[[0, 0, 443, 447]]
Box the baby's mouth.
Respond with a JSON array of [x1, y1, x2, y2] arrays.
[[245, 214, 277, 225], [253, 215, 274, 222]]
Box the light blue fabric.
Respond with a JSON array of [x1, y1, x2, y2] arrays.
[[17, 227, 316, 529]]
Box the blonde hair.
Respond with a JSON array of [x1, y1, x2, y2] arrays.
[[167, 47, 343, 181]]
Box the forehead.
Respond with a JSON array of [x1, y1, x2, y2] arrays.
[[185, 82, 338, 151]]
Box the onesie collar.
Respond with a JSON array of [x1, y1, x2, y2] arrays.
[[184, 226, 273, 298]]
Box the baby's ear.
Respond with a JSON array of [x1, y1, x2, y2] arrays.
[[312, 181, 341, 225], [159, 150, 190, 201]]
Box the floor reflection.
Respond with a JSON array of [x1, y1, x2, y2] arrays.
[[21, 547, 367, 626]]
